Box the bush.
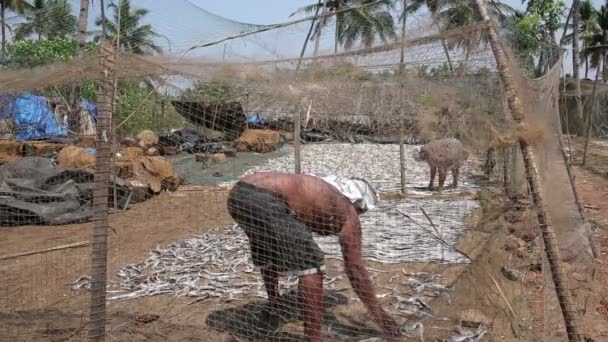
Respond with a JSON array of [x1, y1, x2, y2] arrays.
[[0, 37, 97, 69], [114, 82, 184, 137]]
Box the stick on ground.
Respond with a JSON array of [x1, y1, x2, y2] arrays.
[[0, 241, 89, 261]]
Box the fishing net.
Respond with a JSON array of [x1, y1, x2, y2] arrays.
[[0, 0, 597, 341]]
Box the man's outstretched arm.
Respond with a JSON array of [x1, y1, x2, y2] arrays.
[[339, 214, 400, 337]]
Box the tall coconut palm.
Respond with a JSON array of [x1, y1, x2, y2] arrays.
[[564, 0, 598, 78], [77, 0, 89, 50], [1, 0, 34, 54], [292, 0, 349, 54], [407, 0, 515, 75], [338, 0, 396, 50], [292, 0, 395, 53], [582, 1, 608, 82], [14, 0, 77, 41], [95, 0, 161, 55]]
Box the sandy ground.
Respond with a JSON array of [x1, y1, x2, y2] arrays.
[[2, 143, 608, 341]]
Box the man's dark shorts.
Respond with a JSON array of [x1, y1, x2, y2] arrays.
[[227, 181, 325, 276]]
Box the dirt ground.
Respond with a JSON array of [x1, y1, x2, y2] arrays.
[[2, 149, 608, 341], [0, 179, 493, 342], [566, 136, 608, 177], [0, 188, 233, 341]]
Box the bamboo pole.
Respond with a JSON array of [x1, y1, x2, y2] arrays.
[[472, 1, 583, 340], [399, 84, 407, 194], [88, 40, 116, 342], [0, 241, 89, 261]]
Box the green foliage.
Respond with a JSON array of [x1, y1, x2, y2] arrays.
[[293, 0, 396, 51], [14, 0, 77, 41], [115, 82, 184, 136], [507, 13, 541, 75], [415, 94, 435, 106], [0, 37, 97, 68], [95, 0, 161, 55], [525, 0, 566, 34], [505, 0, 566, 77]]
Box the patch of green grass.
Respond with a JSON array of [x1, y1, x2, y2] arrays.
[[415, 94, 435, 107], [589, 219, 607, 231]]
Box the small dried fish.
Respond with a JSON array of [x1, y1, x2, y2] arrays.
[[447, 326, 488, 342]]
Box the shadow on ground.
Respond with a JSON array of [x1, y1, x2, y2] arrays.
[[206, 289, 382, 341]]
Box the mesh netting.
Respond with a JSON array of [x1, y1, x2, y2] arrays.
[[0, 0, 599, 341]]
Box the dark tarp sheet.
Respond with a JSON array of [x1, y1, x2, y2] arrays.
[[0, 157, 129, 226]]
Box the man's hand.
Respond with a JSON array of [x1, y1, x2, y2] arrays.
[[378, 310, 401, 338], [339, 214, 401, 339]]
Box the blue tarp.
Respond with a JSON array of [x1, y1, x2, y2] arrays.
[[246, 113, 268, 126], [0, 92, 97, 141], [0, 92, 66, 141]]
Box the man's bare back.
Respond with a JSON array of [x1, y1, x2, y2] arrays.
[[240, 172, 358, 235]]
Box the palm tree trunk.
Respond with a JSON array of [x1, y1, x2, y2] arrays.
[[585, 55, 589, 78], [440, 39, 454, 73], [77, 0, 89, 50], [1, 0, 6, 56], [334, 17, 339, 55], [571, 0, 584, 130], [582, 57, 600, 166], [313, 0, 328, 57], [399, 0, 407, 73], [472, 1, 587, 341], [69, 0, 90, 134], [100, 0, 106, 39], [296, 0, 321, 75]]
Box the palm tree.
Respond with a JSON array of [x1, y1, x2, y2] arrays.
[[77, 0, 90, 50], [95, 0, 161, 55], [14, 0, 77, 41], [338, 0, 396, 50], [406, 0, 514, 75], [292, 0, 395, 53], [1, 0, 34, 54], [582, 1, 608, 82], [564, 0, 598, 78]]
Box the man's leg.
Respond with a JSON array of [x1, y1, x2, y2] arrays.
[[261, 267, 280, 311], [298, 272, 325, 342]]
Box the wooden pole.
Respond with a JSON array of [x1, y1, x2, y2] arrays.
[[472, 1, 584, 340], [399, 0, 407, 74], [88, 40, 115, 342], [399, 122, 406, 194], [399, 84, 407, 194], [294, 107, 302, 174]]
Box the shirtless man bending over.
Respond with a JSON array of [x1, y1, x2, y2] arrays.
[[227, 172, 400, 341]]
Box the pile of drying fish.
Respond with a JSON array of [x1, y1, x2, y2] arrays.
[[72, 224, 453, 305], [244, 143, 480, 195]]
